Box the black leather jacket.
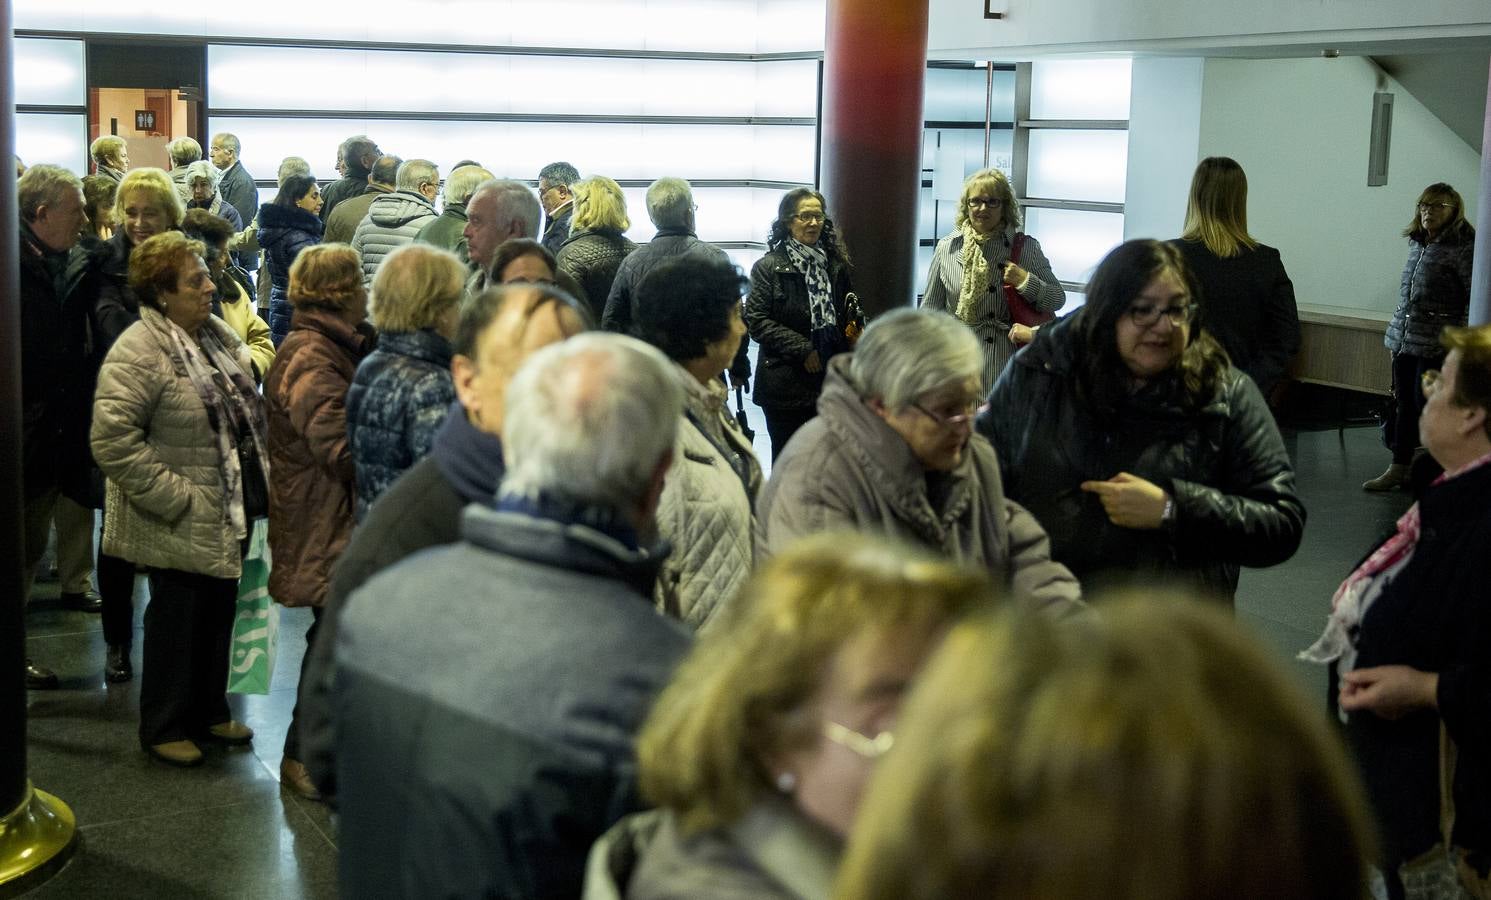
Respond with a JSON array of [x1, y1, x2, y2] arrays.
[[744, 247, 853, 409], [977, 315, 1305, 601]]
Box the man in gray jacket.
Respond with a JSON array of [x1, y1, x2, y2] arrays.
[[350, 158, 440, 286], [334, 333, 691, 899]]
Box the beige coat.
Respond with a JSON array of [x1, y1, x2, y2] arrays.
[[92, 306, 257, 579], [655, 364, 763, 630]]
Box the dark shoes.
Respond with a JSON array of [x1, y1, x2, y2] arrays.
[[60, 590, 103, 613], [25, 659, 59, 690], [148, 740, 204, 767], [106, 645, 133, 683], [280, 758, 322, 801]]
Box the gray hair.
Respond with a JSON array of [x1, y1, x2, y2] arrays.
[[397, 158, 439, 192], [538, 161, 580, 188], [277, 156, 312, 185], [18, 164, 82, 221], [90, 135, 125, 166], [183, 159, 220, 191], [444, 165, 494, 206], [369, 155, 402, 186], [211, 132, 241, 155], [645, 177, 694, 230], [849, 308, 983, 412], [168, 137, 202, 167], [500, 333, 682, 514], [471, 179, 543, 240]]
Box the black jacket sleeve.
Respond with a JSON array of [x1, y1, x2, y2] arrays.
[[1247, 249, 1301, 394]]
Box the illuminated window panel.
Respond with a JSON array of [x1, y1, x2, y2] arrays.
[[208, 47, 816, 120], [923, 67, 1014, 123], [1029, 59, 1132, 121], [1022, 207, 1125, 285], [724, 247, 768, 275], [14, 38, 86, 108], [915, 242, 935, 296], [210, 117, 816, 185], [16, 113, 88, 171], [1025, 129, 1128, 204]]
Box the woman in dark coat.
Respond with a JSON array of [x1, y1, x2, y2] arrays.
[[978, 239, 1304, 604], [1364, 182, 1476, 492], [744, 188, 854, 460], [258, 174, 325, 346], [555, 175, 636, 322], [1171, 156, 1300, 399]]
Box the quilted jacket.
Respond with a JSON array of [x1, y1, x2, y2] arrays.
[[757, 356, 1083, 616], [557, 228, 637, 322], [346, 328, 455, 519], [258, 202, 325, 345], [265, 310, 375, 608], [1385, 236, 1474, 358], [351, 191, 438, 286], [654, 364, 763, 631], [744, 248, 853, 410], [91, 307, 261, 579]]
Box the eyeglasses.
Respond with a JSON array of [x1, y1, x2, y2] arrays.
[[1422, 369, 1442, 398], [1127, 303, 1195, 329], [967, 196, 1004, 210], [1418, 202, 1455, 212], [793, 212, 825, 224], [823, 721, 895, 760], [912, 401, 986, 429]]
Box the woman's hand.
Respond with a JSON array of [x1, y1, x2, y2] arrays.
[[1080, 473, 1168, 529], [1009, 324, 1037, 346], [804, 350, 823, 374], [1002, 261, 1030, 288], [1339, 665, 1439, 719]]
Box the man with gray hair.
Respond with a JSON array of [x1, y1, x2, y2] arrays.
[[351, 158, 440, 285], [537, 160, 579, 254], [321, 134, 381, 220], [462, 178, 543, 296], [334, 333, 690, 898], [167, 136, 202, 199], [755, 307, 1082, 613], [325, 154, 399, 245], [210, 132, 260, 285], [414, 163, 494, 263]]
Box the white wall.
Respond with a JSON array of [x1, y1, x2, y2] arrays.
[[1198, 56, 1482, 315], [1123, 57, 1204, 242]]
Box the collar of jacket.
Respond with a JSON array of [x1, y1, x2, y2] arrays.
[[19, 219, 61, 267], [375, 328, 453, 368], [432, 400, 505, 505], [289, 309, 376, 359], [137, 303, 248, 379], [370, 190, 437, 221], [561, 226, 626, 248], [816, 355, 976, 533], [257, 202, 325, 235], [362, 183, 393, 196], [652, 227, 695, 239], [1421, 456, 1491, 526], [439, 202, 468, 220], [459, 501, 667, 598], [765, 245, 844, 279], [726, 794, 841, 900]]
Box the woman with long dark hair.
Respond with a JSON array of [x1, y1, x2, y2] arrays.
[[978, 239, 1304, 603], [258, 173, 325, 346], [744, 188, 855, 459]]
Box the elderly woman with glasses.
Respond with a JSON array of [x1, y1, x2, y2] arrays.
[[978, 239, 1305, 605], [921, 168, 1066, 393], [583, 533, 992, 900], [755, 308, 1081, 614]]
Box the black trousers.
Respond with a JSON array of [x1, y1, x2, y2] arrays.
[[1387, 352, 1443, 464], [97, 507, 139, 648], [761, 405, 817, 462], [282, 605, 323, 761], [139, 568, 237, 747]]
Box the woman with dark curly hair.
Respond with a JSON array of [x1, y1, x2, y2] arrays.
[[744, 189, 855, 460]]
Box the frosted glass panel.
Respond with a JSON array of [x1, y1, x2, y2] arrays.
[[14, 39, 86, 107], [16, 114, 88, 171], [209, 46, 816, 119], [1030, 59, 1132, 121], [923, 67, 1015, 123], [211, 117, 815, 185], [1022, 207, 1125, 284], [1026, 130, 1128, 203], [724, 247, 768, 275]]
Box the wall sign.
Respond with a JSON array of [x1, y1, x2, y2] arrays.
[[134, 109, 156, 131]]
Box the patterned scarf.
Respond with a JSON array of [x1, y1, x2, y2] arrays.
[[782, 238, 840, 358], [955, 222, 995, 325], [161, 316, 270, 540], [1300, 449, 1491, 665]]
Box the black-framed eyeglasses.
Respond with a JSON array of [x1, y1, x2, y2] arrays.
[[1127, 303, 1195, 329], [967, 196, 1004, 210], [912, 401, 986, 429], [793, 212, 825, 224]]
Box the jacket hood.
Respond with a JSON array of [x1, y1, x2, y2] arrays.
[[368, 191, 437, 228], [257, 203, 325, 249]]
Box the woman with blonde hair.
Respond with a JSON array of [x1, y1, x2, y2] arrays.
[[346, 242, 466, 518], [556, 175, 637, 321], [835, 598, 1376, 900], [921, 167, 1066, 392], [1171, 156, 1300, 398], [265, 243, 376, 799], [584, 532, 993, 900]]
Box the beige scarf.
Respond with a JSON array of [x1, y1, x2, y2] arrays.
[[954, 222, 995, 325]]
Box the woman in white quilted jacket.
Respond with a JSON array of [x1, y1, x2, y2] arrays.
[[630, 252, 762, 630], [91, 231, 268, 769]]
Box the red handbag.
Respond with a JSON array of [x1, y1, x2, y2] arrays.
[[1002, 233, 1055, 327]]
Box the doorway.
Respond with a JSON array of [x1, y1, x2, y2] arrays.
[[86, 42, 205, 173]]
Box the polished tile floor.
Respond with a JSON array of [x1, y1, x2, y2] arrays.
[[18, 422, 1410, 898]]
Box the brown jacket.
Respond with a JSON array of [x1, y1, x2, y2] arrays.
[[92, 307, 258, 579], [755, 356, 1082, 615], [264, 310, 375, 607]]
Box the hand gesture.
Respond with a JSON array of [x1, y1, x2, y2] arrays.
[[1002, 261, 1029, 287], [1339, 665, 1439, 719], [1009, 323, 1036, 346], [1079, 472, 1168, 530]]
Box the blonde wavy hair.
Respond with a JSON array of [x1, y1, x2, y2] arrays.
[[289, 244, 365, 313], [834, 596, 1376, 900], [369, 243, 466, 332], [569, 175, 630, 233], [113, 168, 185, 232], [954, 167, 1020, 234], [637, 532, 993, 834]]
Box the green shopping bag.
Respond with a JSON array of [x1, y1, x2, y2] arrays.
[[228, 519, 278, 695]]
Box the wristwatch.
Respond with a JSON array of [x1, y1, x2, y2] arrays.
[[1160, 497, 1176, 529]]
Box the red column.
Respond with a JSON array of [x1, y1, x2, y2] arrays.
[[1471, 57, 1491, 327], [819, 0, 930, 317]]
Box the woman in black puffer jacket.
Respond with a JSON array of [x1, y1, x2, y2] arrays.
[[1364, 182, 1476, 492], [258, 174, 325, 346], [978, 239, 1304, 604], [555, 175, 636, 323]]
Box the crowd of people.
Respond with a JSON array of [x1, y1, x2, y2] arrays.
[[14, 131, 1488, 900]]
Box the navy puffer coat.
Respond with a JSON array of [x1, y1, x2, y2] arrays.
[[1385, 236, 1474, 358], [258, 202, 325, 346]]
